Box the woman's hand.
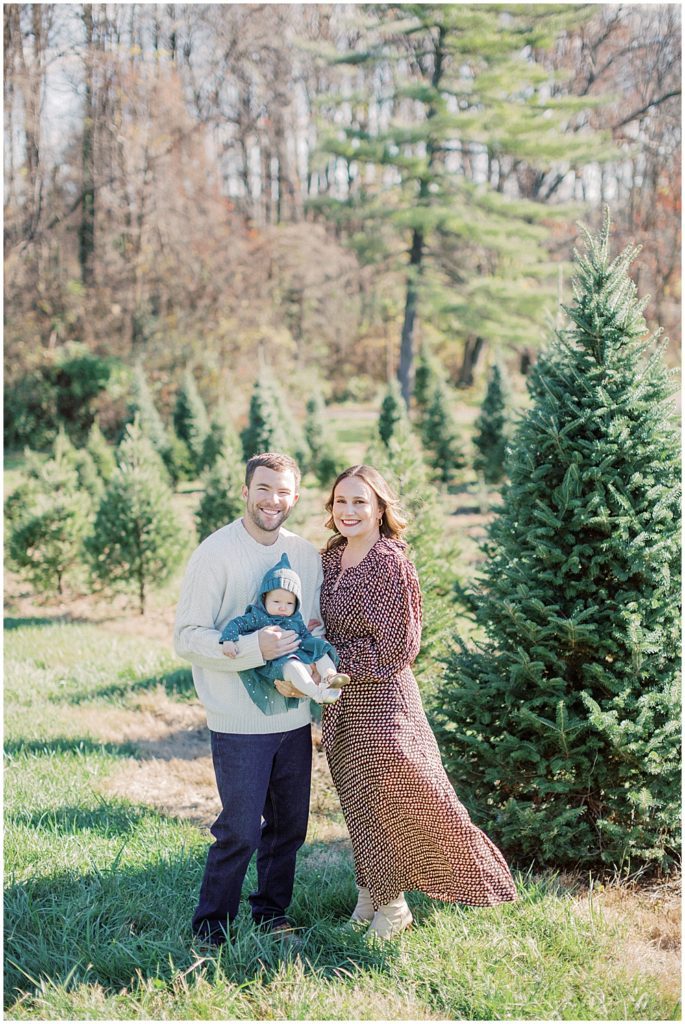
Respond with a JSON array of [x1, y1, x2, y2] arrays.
[[274, 678, 307, 699]]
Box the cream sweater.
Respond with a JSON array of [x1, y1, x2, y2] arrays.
[[174, 519, 321, 734]]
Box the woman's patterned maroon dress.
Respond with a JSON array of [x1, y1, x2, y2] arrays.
[[320, 537, 517, 911]]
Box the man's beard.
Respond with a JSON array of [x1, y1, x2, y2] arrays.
[[245, 500, 292, 533]]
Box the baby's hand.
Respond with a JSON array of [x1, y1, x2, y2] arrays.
[[221, 641, 239, 658]]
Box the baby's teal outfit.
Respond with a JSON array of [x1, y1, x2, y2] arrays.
[[219, 553, 338, 715]]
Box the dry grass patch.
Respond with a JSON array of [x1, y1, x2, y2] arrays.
[[573, 877, 681, 1006]]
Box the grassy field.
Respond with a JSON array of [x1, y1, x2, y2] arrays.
[[4, 403, 681, 1020]]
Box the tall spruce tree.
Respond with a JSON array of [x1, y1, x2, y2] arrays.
[[86, 420, 186, 614], [173, 370, 211, 472], [473, 363, 508, 484], [435, 219, 681, 872], [317, 5, 609, 403]]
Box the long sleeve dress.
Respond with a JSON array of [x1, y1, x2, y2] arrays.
[[320, 537, 517, 911]]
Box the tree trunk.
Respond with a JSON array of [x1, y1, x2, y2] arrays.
[[397, 24, 445, 408], [398, 228, 424, 406], [457, 335, 485, 388], [79, 5, 95, 285]]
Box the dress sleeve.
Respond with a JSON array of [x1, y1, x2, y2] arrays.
[[339, 556, 423, 684]]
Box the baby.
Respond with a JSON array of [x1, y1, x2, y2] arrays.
[[219, 552, 349, 711]]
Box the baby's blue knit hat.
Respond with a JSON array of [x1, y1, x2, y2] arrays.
[[260, 553, 302, 610]]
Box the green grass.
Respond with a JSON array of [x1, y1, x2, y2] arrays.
[[4, 616, 678, 1020]]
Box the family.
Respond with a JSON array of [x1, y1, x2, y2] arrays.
[[174, 451, 517, 946]]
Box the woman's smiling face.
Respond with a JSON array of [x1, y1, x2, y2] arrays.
[[332, 475, 381, 543]]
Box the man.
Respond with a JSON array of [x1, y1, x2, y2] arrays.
[[174, 451, 320, 945]]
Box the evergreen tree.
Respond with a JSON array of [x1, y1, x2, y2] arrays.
[[167, 431, 195, 483], [420, 379, 465, 485], [304, 395, 342, 486], [128, 364, 173, 473], [378, 380, 410, 448], [473, 364, 508, 484], [86, 421, 116, 483], [173, 370, 211, 472], [435, 219, 681, 872], [6, 440, 90, 595], [57, 429, 104, 503], [86, 420, 186, 614], [201, 408, 243, 472], [413, 351, 442, 417], [240, 378, 290, 460], [316, 5, 607, 402], [196, 452, 245, 541]]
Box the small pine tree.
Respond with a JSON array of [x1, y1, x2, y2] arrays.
[[6, 441, 90, 595], [86, 420, 186, 614], [304, 395, 342, 486], [86, 422, 116, 483], [128, 364, 173, 473], [173, 371, 211, 473], [435, 218, 681, 872], [196, 453, 245, 541], [241, 379, 290, 460], [378, 380, 410, 448], [201, 409, 243, 472], [473, 364, 508, 484], [167, 431, 195, 482], [420, 380, 465, 485], [413, 351, 442, 416], [57, 429, 104, 503]]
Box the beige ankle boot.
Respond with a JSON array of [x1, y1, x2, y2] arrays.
[[349, 886, 375, 923], [366, 893, 412, 939]]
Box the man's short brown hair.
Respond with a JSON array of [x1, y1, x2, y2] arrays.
[[245, 452, 301, 490]]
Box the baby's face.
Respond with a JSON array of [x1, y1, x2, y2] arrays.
[[264, 588, 297, 617]]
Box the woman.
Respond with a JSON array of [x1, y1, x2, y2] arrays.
[[297, 464, 516, 938]]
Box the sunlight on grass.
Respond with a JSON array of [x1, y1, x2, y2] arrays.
[[4, 614, 678, 1021]]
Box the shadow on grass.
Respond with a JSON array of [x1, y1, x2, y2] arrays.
[[53, 667, 196, 706], [4, 616, 92, 631], [4, 822, 394, 1010]]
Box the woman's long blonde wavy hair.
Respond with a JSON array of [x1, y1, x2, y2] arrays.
[[323, 464, 409, 552]]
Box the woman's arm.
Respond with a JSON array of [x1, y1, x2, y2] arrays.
[[339, 557, 423, 684]]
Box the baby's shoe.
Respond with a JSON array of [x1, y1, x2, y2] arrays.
[[350, 886, 374, 924], [319, 686, 342, 704], [326, 672, 351, 688], [366, 894, 412, 940]]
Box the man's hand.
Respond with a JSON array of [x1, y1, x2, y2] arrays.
[[274, 678, 307, 699], [258, 625, 301, 661]]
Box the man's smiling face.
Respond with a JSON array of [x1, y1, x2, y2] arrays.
[[242, 466, 299, 539]]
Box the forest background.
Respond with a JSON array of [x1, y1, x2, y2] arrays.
[[4, 1, 681, 442]]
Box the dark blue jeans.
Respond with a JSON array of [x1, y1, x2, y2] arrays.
[[191, 724, 312, 942]]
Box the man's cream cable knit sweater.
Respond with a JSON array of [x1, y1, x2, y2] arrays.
[[174, 519, 322, 734]]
